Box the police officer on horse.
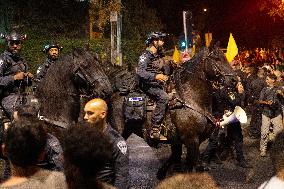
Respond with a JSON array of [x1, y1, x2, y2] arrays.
[[136, 31, 171, 141], [36, 43, 63, 82], [0, 30, 33, 119]]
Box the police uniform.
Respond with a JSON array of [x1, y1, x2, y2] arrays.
[[0, 50, 31, 118], [97, 124, 129, 189], [203, 85, 249, 167], [38, 133, 64, 171], [136, 49, 171, 126], [36, 58, 56, 82]]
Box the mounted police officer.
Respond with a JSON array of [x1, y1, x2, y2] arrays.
[[136, 31, 171, 141], [0, 30, 33, 119], [36, 43, 62, 82]]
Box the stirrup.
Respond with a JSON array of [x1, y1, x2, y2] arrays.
[[150, 128, 167, 141]]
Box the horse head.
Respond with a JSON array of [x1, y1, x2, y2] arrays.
[[202, 46, 237, 88], [35, 48, 113, 127], [72, 48, 113, 99]]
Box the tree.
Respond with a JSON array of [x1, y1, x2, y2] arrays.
[[122, 0, 164, 40], [259, 0, 284, 20]]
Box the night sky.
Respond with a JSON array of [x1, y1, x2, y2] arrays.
[[149, 0, 284, 48]]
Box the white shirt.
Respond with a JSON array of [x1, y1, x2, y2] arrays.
[[258, 176, 284, 189]]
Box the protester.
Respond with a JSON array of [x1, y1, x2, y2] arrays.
[[155, 173, 219, 189], [0, 120, 67, 189], [61, 124, 115, 189], [258, 131, 284, 188], [258, 74, 283, 157]]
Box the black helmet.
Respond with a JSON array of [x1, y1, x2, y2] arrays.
[[145, 31, 168, 46], [43, 43, 63, 53], [0, 30, 27, 43]]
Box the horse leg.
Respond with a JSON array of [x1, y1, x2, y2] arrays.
[[185, 137, 200, 172], [157, 141, 182, 180]]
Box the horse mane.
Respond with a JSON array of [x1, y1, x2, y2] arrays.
[[173, 48, 209, 86], [35, 48, 100, 122], [97, 60, 136, 92]]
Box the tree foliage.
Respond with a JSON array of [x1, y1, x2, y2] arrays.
[[89, 0, 121, 31], [259, 0, 284, 20], [122, 0, 164, 40]]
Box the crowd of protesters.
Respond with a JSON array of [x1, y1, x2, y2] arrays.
[[1, 29, 284, 189]]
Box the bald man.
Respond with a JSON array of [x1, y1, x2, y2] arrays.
[[84, 98, 129, 189]]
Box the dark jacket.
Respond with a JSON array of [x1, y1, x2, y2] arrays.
[[97, 125, 129, 189], [37, 133, 64, 171], [136, 49, 171, 87], [0, 50, 30, 96], [259, 86, 282, 118], [213, 86, 244, 118], [36, 58, 56, 82]]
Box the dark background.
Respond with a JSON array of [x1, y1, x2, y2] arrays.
[[149, 0, 284, 48]]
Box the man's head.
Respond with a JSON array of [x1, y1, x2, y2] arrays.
[[84, 98, 108, 127], [145, 31, 167, 53], [274, 70, 282, 80], [43, 43, 63, 60], [61, 124, 112, 188], [3, 31, 26, 56], [266, 73, 277, 87], [4, 120, 47, 170], [257, 68, 265, 78]]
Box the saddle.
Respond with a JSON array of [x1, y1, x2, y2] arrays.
[[120, 87, 180, 140]]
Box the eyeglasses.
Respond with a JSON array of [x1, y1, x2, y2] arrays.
[[9, 40, 21, 46]]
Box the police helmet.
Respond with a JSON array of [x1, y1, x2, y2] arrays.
[[0, 31, 27, 43], [145, 31, 168, 46], [43, 43, 63, 53]]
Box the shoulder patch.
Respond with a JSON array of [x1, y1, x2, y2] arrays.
[[36, 66, 42, 74], [117, 141, 127, 155], [139, 55, 147, 63], [0, 59, 4, 67]]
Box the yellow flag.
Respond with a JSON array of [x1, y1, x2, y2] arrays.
[[172, 46, 180, 63], [191, 45, 196, 57], [225, 33, 238, 63]]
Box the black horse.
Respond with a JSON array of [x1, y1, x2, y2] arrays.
[[35, 48, 113, 129], [157, 46, 236, 176], [109, 46, 236, 176]]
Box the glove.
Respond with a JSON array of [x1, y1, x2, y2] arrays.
[[25, 72, 34, 79], [13, 72, 25, 80]]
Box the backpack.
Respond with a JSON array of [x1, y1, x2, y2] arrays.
[[123, 92, 146, 123]]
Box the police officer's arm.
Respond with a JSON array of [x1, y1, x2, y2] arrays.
[[113, 140, 129, 189], [0, 58, 15, 87], [137, 54, 156, 81]]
